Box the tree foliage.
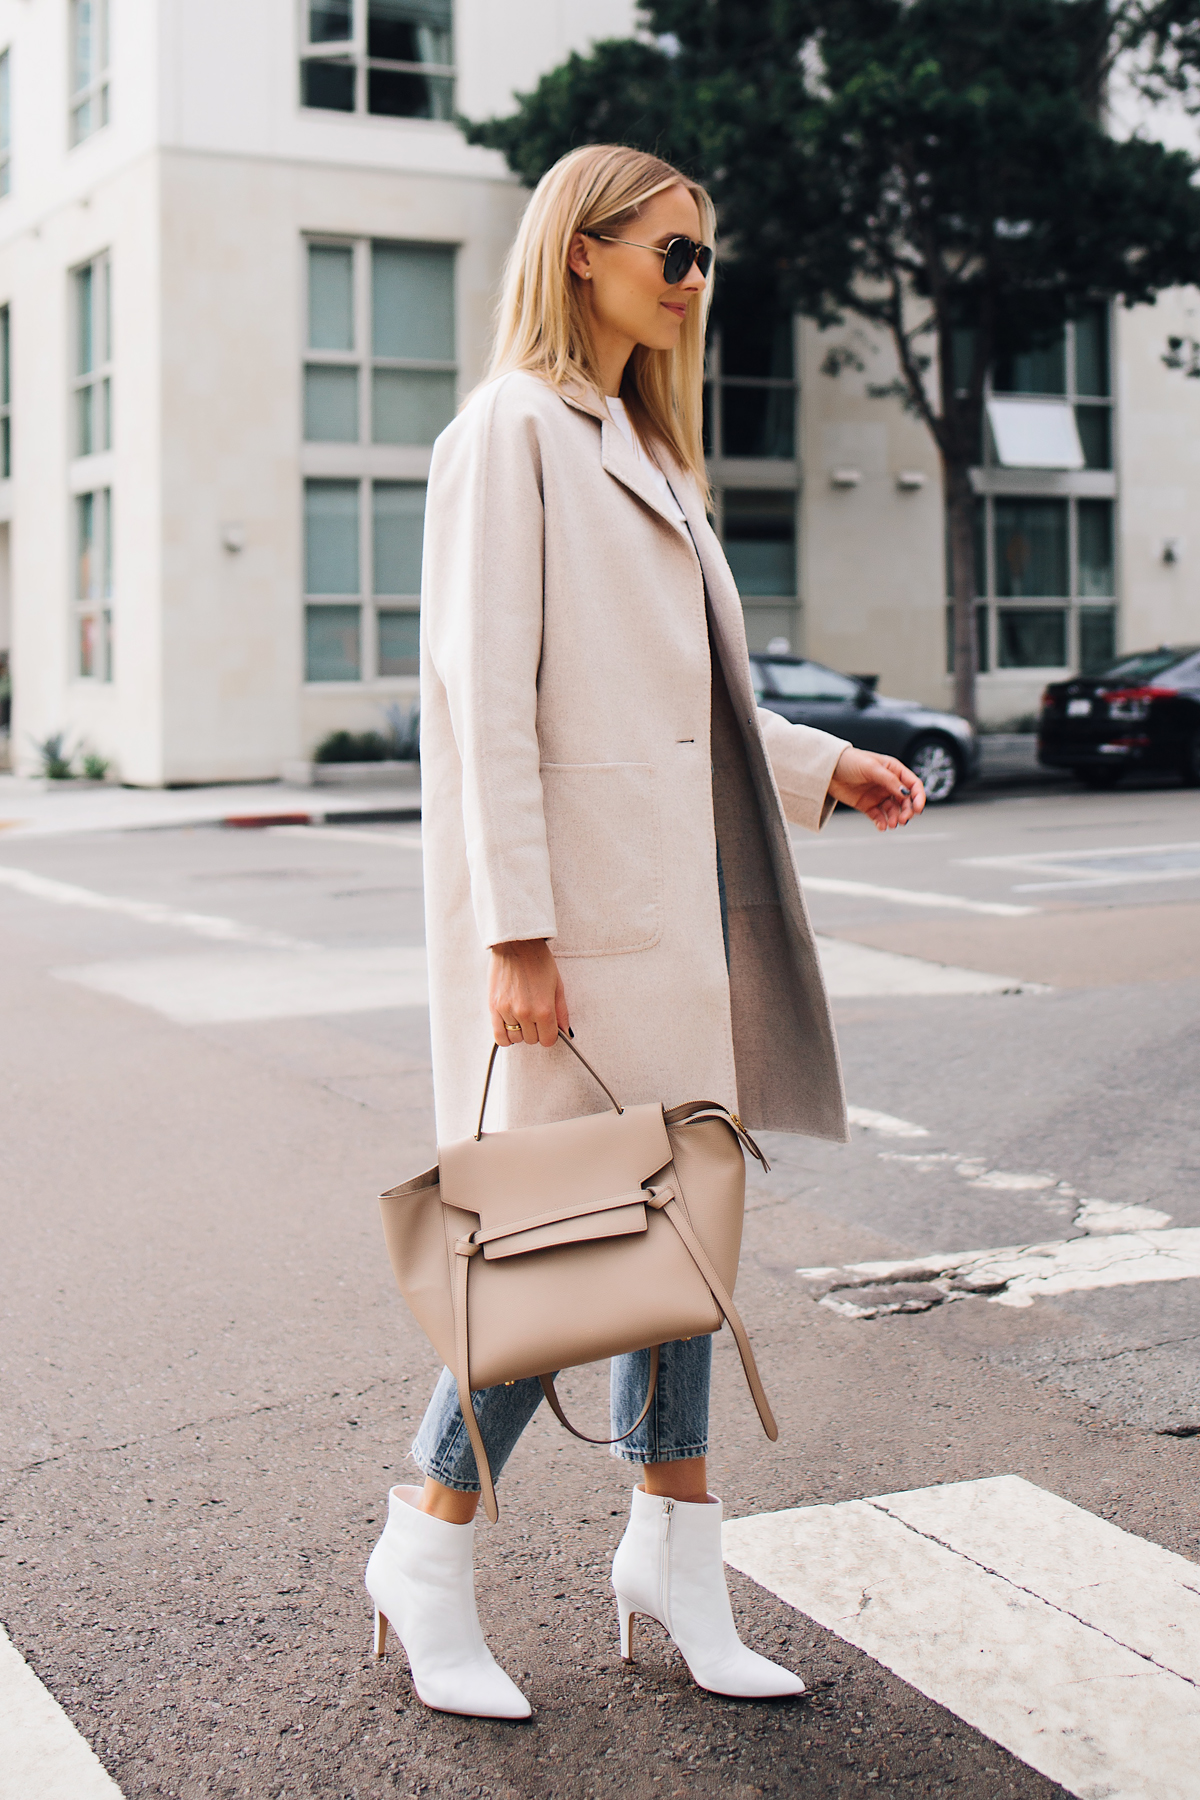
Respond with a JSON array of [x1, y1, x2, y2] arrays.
[[465, 0, 1200, 718]]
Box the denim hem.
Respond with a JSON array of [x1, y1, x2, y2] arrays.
[[609, 1439, 709, 1465], [409, 1438, 482, 1494]]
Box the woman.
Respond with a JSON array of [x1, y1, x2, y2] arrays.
[[365, 145, 925, 1720]]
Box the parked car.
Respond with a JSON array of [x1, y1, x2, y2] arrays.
[[749, 654, 980, 803], [1038, 645, 1200, 788]]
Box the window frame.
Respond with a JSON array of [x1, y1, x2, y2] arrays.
[[69, 0, 110, 148], [73, 484, 113, 682], [303, 475, 425, 684], [0, 47, 11, 196], [298, 0, 455, 121], [71, 250, 112, 459], [0, 302, 11, 480]]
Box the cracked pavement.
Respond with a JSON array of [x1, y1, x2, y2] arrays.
[[2, 778, 1199, 1796]]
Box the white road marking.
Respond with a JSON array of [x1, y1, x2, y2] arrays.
[[845, 1105, 930, 1139], [962, 839, 1200, 893], [267, 824, 424, 849], [814, 935, 1044, 997], [799, 1226, 1200, 1312], [0, 1621, 124, 1798], [55, 946, 429, 1024], [0, 864, 314, 950], [723, 1475, 1200, 1800], [801, 875, 1035, 917]]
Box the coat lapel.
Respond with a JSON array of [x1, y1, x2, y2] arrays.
[[560, 385, 693, 539]]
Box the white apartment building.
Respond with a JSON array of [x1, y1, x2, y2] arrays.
[[0, 0, 1197, 783]]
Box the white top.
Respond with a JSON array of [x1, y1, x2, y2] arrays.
[[605, 397, 687, 523]]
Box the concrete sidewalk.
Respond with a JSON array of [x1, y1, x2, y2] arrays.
[[0, 773, 421, 839]]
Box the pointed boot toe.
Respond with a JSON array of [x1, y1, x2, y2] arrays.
[[611, 1487, 805, 1701], [365, 1485, 531, 1721]]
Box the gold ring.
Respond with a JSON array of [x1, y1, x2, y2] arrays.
[[505, 1023, 521, 1036]]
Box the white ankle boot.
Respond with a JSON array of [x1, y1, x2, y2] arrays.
[[365, 1485, 531, 1719], [611, 1487, 804, 1699]]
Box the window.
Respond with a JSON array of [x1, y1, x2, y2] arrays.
[[705, 269, 796, 460], [300, 0, 453, 121], [304, 237, 455, 447], [0, 304, 10, 479], [70, 0, 109, 146], [950, 494, 1117, 671], [0, 49, 11, 196], [720, 491, 796, 596], [763, 661, 860, 702], [73, 253, 111, 457], [991, 307, 1112, 471], [75, 487, 112, 679], [304, 477, 425, 680]]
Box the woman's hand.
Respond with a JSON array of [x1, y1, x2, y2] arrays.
[[828, 747, 926, 831], [489, 939, 570, 1047]]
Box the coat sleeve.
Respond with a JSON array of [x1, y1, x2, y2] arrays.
[[421, 380, 558, 948], [757, 707, 848, 833]]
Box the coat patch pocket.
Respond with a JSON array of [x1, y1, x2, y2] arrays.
[[540, 762, 662, 957]]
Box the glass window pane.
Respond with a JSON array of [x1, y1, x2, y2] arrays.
[[302, 58, 357, 110], [76, 384, 93, 457], [368, 67, 453, 119], [372, 368, 455, 444], [304, 365, 359, 441], [368, 0, 452, 63], [372, 243, 454, 361], [0, 50, 10, 164], [997, 607, 1067, 668], [993, 332, 1067, 396], [945, 604, 990, 674], [1080, 608, 1117, 673], [72, 0, 97, 93], [76, 264, 93, 374], [765, 661, 859, 701], [100, 374, 111, 451], [2, 304, 11, 408], [101, 487, 111, 597], [1077, 499, 1114, 597], [373, 481, 425, 594], [994, 498, 1068, 597], [79, 611, 98, 678], [305, 604, 362, 680], [1074, 307, 1110, 397], [309, 0, 353, 44], [1075, 405, 1111, 470], [304, 479, 360, 594], [714, 268, 793, 379], [2, 415, 10, 480], [378, 609, 420, 675], [76, 491, 95, 599], [308, 245, 354, 351], [722, 490, 795, 596], [720, 386, 794, 459]]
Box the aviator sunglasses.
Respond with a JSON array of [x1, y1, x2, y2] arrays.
[[583, 231, 714, 286]]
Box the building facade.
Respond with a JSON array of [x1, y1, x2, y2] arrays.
[[0, 0, 1197, 783]]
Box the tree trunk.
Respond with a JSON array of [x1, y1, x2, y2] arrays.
[[944, 460, 979, 726]]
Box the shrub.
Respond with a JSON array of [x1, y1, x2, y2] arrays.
[[33, 732, 74, 780], [314, 729, 391, 764], [82, 752, 110, 781]]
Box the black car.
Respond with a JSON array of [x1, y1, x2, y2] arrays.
[[749, 654, 980, 803], [1038, 646, 1200, 788]]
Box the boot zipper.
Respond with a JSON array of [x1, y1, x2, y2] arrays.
[[660, 1498, 674, 1629]]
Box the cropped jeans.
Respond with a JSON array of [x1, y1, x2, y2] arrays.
[[412, 848, 729, 1494]]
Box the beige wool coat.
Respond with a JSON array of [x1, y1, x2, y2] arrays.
[[419, 370, 851, 1147]]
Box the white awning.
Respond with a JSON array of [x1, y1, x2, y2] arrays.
[[985, 398, 1085, 470]]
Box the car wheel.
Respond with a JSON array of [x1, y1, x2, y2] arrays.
[[1076, 767, 1123, 791], [907, 735, 960, 804], [1180, 730, 1200, 788]]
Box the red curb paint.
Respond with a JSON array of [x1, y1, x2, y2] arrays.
[[222, 812, 313, 829]]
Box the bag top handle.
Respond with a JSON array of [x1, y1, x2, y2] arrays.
[[475, 1030, 624, 1140]]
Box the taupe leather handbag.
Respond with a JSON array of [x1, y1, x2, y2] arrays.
[[378, 1033, 778, 1521]]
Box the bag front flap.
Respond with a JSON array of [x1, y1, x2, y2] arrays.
[[438, 1100, 671, 1233]]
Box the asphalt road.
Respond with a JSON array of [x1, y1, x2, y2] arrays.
[[1, 771, 1198, 1799]]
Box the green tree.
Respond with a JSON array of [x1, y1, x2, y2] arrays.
[[466, 0, 1200, 722]]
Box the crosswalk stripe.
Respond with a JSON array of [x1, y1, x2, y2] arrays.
[[723, 1476, 1200, 1800], [0, 1623, 123, 1799]]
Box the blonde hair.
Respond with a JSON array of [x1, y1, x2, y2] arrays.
[[485, 144, 715, 487]]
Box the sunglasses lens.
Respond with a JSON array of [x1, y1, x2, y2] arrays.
[[663, 240, 689, 284], [696, 244, 714, 279]]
